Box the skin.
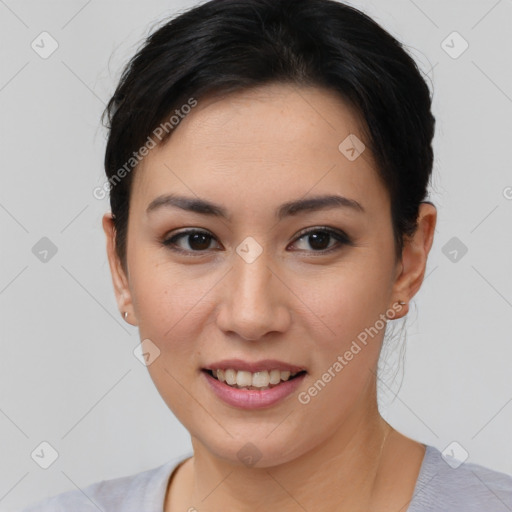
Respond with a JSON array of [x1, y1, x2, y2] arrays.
[[102, 83, 437, 511]]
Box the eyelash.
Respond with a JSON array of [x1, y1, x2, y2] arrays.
[[161, 226, 353, 257]]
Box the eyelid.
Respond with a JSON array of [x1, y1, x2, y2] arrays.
[[162, 228, 222, 256], [290, 226, 353, 253], [293, 225, 352, 244], [162, 226, 353, 255]]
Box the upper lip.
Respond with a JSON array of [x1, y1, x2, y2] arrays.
[[203, 359, 306, 373]]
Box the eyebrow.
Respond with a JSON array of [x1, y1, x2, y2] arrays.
[[146, 193, 365, 220]]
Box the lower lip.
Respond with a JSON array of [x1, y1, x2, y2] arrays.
[[202, 370, 306, 410]]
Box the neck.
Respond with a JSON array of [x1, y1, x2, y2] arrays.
[[179, 386, 395, 511]]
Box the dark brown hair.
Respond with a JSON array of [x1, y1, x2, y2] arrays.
[[103, 0, 435, 271]]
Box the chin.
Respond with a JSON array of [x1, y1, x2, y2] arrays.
[[189, 423, 317, 469]]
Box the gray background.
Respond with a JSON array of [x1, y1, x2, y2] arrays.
[[1, 0, 511, 509]]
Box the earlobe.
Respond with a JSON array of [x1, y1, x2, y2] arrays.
[[391, 202, 437, 312], [102, 212, 136, 325]]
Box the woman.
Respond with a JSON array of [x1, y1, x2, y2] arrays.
[[22, 0, 512, 510]]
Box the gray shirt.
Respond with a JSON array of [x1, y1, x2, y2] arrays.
[[20, 444, 512, 511]]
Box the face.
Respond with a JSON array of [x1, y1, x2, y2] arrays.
[[104, 83, 416, 467]]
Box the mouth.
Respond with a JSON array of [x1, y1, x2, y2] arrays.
[[202, 368, 307, 391]]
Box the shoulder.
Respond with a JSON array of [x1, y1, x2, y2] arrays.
[[19, 458, 185, 512], [409, 444, 512, 512]]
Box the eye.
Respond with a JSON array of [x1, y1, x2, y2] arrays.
[[289, 227, 352, 254], [162, 229, 221, 255], [162, 226, 352, 256]]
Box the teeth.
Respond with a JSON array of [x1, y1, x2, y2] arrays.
[[236, 370, 253, 387], [252, 371, 270, 387], [224, 369, 236, 385], [210, 368, 301, 389], [269, 369, 281, 385]]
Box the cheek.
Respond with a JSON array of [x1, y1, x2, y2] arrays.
[[299, 261, 391, 348], [130, 263, 193, 341], [293, 269, 389, 420], [129, 255, 226, 368], [130, 263, 214, 427]]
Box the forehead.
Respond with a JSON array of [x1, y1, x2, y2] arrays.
[[132, 83, 387, 216]]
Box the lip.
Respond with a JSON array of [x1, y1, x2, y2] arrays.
[[202, 369, 307, 410], [203, 358, 306, 373]]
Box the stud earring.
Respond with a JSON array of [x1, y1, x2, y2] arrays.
[[123, 311, 128, 320], [385, 300, 407, 320]]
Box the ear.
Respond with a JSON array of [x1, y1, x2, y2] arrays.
[[102, 212, 137, 325], [390, 202, 437, 319]]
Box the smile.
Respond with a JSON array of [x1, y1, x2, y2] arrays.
[[201, 366, 307, 409], [204, 368, 306, 390]]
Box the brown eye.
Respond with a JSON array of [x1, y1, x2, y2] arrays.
[[162, 226, 352, 257], [290, 227, 352, 253], [163, 230, 220, 254]]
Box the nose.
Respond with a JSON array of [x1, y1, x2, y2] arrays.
[[215, 249, 291, 341]]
